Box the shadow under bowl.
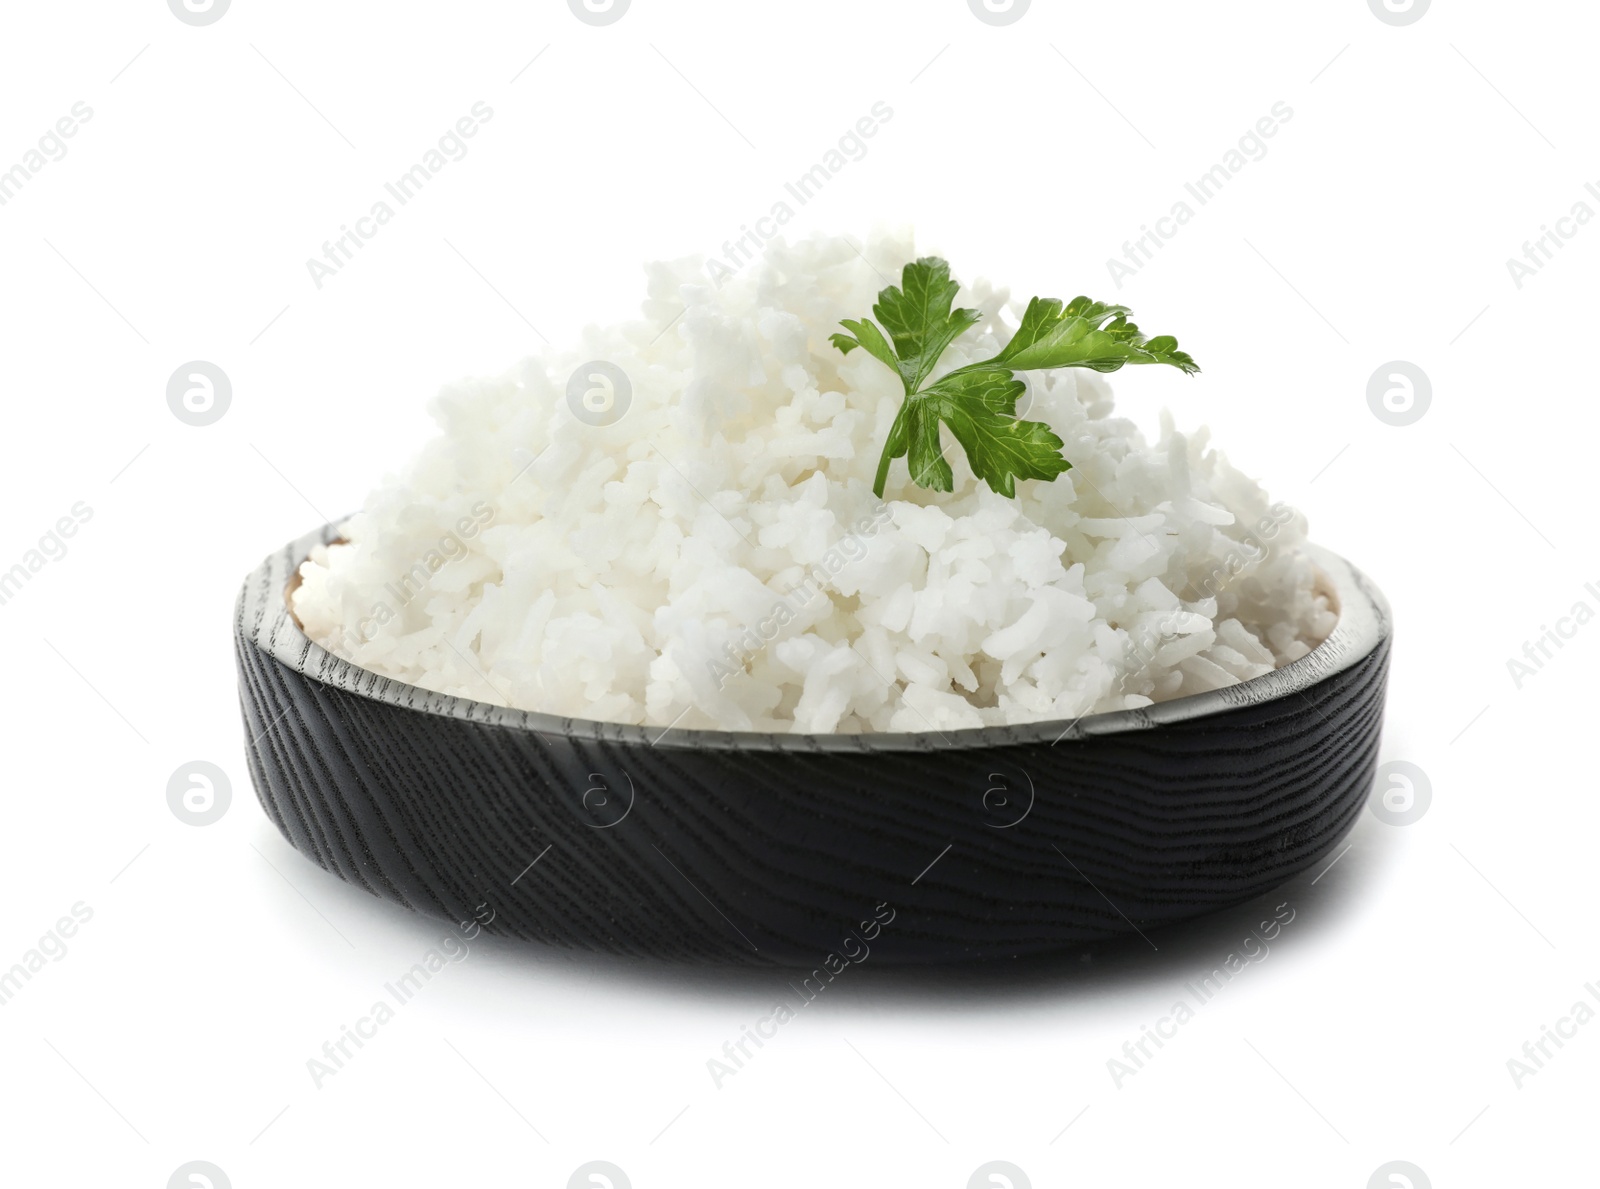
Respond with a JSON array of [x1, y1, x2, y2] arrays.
[[235, 523, 1390, 966]]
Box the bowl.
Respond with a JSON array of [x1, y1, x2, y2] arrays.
[[235, 522, 1390, 966]]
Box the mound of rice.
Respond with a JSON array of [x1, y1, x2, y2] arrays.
[[290, 231, 1335, 734]]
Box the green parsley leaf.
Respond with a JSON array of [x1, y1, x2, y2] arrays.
[[919, 368, 1071, 498], [829, 318, 898, 375], [872, 368, 1068, 499], [831, 258, 979, 395], [832, 257, 1197, 499], [990, 295, 1198, 374], [871, 257, 981, 392]]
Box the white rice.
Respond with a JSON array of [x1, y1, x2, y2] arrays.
[[290, 231, 1335, 734]]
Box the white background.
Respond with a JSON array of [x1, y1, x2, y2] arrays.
[[0, 0, 1593, 1185]]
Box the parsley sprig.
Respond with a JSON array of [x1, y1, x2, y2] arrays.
[[830, 257, 1198, 499]]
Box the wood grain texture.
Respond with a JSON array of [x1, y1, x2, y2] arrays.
[[236, 525, 1391, 966]]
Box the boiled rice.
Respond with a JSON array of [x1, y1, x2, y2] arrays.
[[290, 231, 1335, 734]]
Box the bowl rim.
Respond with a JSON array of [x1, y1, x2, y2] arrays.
[[237, 522, 1389, 754]]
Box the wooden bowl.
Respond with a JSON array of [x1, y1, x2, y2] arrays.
[[235, 523, 1390, 966]]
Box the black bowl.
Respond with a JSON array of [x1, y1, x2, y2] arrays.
[[235, 523, 1390, 966]]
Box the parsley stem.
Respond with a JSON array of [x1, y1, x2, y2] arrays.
[[872, 436, 895, 499], [874, 398, 913, 498]]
